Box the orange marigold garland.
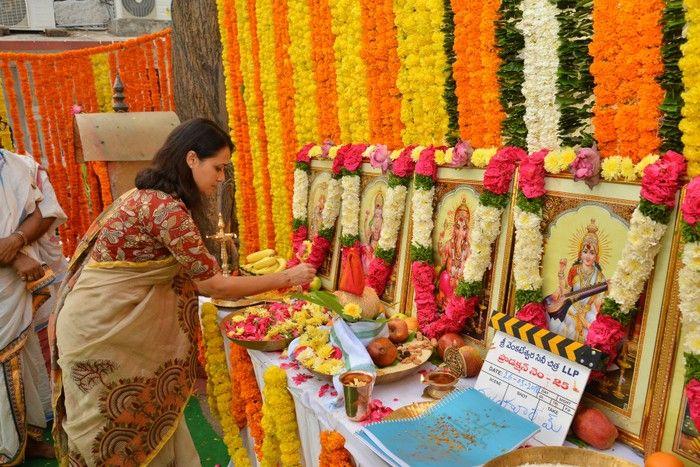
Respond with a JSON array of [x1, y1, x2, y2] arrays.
[[359, 0, 403, 148], [146, 42, 161, 113], [478, 0, 504, 147], [0, 59, 25, 154], [17, 60, 41, 162], [163, 33, 176, 111], [319, 431, 353, 467], [309, 0, 341, 142], [247, 0, 276, 249], [229, 343, 265, 459]]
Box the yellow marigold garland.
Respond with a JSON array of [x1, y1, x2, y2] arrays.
[[261, 366, 302, 467], [90, 53, 113, 113], [201, 303, 251, 466], [319, 431, 353, 467], [287, 0, 319, 145], [235, 0, 270, 249], [393, 0, 450, 145], [256, 0, 292, 257], [0, 82, 14, 150], [681, 0, 700, 176], [328, 0, 371, 143]]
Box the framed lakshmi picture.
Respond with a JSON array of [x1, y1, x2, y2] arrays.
[[358, 163, 412, 312], [403, 167, 512, 346], [648, 188, 700, 461], [503, 173, 681, 450], [308, 160, 341, 290]]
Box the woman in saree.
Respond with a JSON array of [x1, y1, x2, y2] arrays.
[[50, 118, 315, 466]]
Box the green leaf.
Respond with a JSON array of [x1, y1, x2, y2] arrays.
[[341, 234, 360, 247], [456, 280, 484, 298], [295, 161, 311, 172], [515, 289, 542, 310], [414, 174, 435, 191], [318, 227, 335, 240], [388, 173, 411, 188], [292, 218, 307, 230], [682, 221, 700, 243], [516, 191, 544, 215], [375, 247, 396, 263], [292, 290, 344, 315], [480, 191, 510, 209], [600, 297, 633, 326], [411, 244, 434, 263], [639, 198, 672, 225], [685, 353, 700, 384]]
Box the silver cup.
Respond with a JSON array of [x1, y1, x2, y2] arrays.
[[340, 370, 376, 421]]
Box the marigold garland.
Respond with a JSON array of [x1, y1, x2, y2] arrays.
[[17, 60, 41, 161], [309, 0, 342, 142], [319, 431, 353, 467], [201, 303, 252, 466], [0, 59, 25, 154], [0, 76, 14, 150], [329, 0, 371, 143], [256, 0, 293, 257], [394, 0, 450, 145], [359, 0, 403, 148], [260, 366, 303, 467], [229, 343, 265, 458], [681, 0, 700, 177], [91, 53, 113, 113]]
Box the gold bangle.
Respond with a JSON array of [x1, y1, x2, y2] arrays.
[[12, 231, 27, 247]]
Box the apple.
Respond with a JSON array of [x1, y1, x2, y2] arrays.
[[387, 319, 409, 344], [309, 276, 322, 291], [404, 316, 418, 332], [436, 333, 465, 359], [367, 337, 398, 367]]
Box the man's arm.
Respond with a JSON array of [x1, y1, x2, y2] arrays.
[[0, 205, 56, 265]]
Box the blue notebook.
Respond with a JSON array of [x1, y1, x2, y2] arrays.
[[356, 388, 539, 467]]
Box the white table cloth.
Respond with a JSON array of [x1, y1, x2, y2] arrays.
[[207, 301, 644, 467]]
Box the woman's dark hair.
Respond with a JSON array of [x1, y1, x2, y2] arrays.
[[135, 118, 233, 210]]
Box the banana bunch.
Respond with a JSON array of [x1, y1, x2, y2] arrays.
[[241, 248, 287, 275]]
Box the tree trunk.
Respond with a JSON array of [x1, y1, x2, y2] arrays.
[[171, 0, 239, 267]]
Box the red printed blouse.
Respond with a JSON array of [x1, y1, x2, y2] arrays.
[[91, 189, 221, 281]]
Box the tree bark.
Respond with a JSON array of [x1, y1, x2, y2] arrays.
[[171, 0, 239, 267]]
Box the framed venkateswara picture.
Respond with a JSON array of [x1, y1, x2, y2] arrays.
[[308, 160, 341, 290], [359, 163, 412, 313], [503, 173, 681, 451], [648, 187, 700, 461], [403, 166, 513, 346]]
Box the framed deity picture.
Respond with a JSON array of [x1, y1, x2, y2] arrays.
[[359, 163, 412, 312], [403, 167, 512, 346], [308, 160, 341, 290], [503, 174, 682, 450], [648, 188, 700, 460]]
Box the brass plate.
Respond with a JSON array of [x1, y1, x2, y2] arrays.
[[211, 298, 265, 309], [384, 401, 436, 421], [484, 446, 637, 467], [219, 309, 292, 352], [375, 347, 433, 385]]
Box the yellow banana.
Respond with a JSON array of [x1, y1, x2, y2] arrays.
[[252, 256, 278, 270], [246, 249, 275, 264], [256, 264, 279, 274]]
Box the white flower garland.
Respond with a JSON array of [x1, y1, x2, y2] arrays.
[[411, 187, 435, 249], [377, 184, 408, 252], [462, 203, 504, 283], [292, 168, 309, 222], [340, 174, 361, 238], [519, 0, 561, 152], [607, 207, 668, 312], [512, 206, 544, 292], [681, 242, 700, 357], [322, 177, 343, 231]]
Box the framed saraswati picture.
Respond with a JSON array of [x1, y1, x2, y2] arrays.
[[308, 160, 341, 290], [403, 167, 512, 346], [359, 163, 412, 312], [503, 174, 681, 450]]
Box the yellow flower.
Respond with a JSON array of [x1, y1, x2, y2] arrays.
[[343, 302, 362, 319], [620, 157, 636, 181], [471, 147, 498, 168], [601, 156, 623, 181], [329, 145, 340, 160], [544, 147, 576, 174], [434, 149, 447, 165], [389, 149, 402, 160], [411, 145, 425, 161], [308, 145, 323, 159], [634, 154, 659, 177], [444, 148, 454, 164]]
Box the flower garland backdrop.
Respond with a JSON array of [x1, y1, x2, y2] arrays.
[[0, 29, 174, 256]]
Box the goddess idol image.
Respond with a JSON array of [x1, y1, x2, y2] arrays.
[[546, 219, 608, 342], [437, 198, 471, 305], [362, 191, 384, 273]]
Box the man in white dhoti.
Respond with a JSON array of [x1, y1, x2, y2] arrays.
[[0, 148, 66, 463]]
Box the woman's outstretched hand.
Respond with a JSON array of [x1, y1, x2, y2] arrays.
[[284, 263, 316, 286]]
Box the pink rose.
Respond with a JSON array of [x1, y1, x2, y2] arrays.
[[392, 152, 415, 178], [570, 147, 601, 188], [367, 257, 392, 296], [332, 148, 345, 175], [519, 149, 547, 199], [412, 261, 438, 328], [443, 295, 478, 325], [450, 141, 473, 168], [415, 147, 438, 178], [682, 177, 700, 225], [641, 150, 687, 207], [515, 302, 548, 329], [585, 314, 626, 365], [686, 379, 700, 431], [321, 140, 334, 158], [296, 143, 314, 163], [342, 144, 367, 172], [308, 235, 331, 269], [483, 146, 523, 195], [292, 225, 308, 252], [369, 145, 390, 173]]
